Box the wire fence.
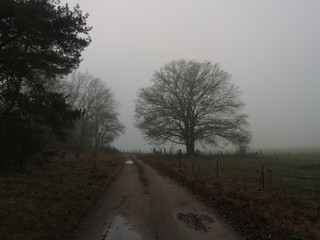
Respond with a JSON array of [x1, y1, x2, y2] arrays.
[[133, 148, 320, 202]]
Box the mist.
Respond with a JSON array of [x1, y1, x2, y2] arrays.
[[61, 0, 320, 151]]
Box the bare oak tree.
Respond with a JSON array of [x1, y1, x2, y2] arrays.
[[135, 59, 251, 155]]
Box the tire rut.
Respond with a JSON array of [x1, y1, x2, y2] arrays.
[[70, 154, 244, 240]]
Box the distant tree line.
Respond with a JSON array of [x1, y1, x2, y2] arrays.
[[62, 71, 125, 156], [0, 0, 124, 173]]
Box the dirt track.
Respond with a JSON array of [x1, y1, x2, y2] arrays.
[[71, 154, 244, 240]]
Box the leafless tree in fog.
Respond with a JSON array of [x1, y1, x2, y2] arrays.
[[135, 59, 251, 155], [65, 72, 125, 153]]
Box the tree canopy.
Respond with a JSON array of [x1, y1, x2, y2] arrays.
[[135, 59, 251, 155], [0, 0, 91, 172], [0, 0, 91, 79], [64, 71, 126, 153]]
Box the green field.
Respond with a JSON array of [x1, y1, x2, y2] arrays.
[[181, 154, 320, 202], [140, 153, 320, 239]]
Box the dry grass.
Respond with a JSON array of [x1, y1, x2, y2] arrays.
[[139, 154, 320, 240], [0, 152, 123, 240]]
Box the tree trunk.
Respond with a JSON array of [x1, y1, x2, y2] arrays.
[[186, 123, 195, 156], [78, 125, 86, 155], [186, 140, 195, 156]]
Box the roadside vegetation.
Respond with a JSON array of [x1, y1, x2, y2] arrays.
[[132, 156, 149, 188], [138, 153, 320, 240], [0, 152, 123, 240]]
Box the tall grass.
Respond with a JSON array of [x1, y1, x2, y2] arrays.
[[0, 152, 123, 240]]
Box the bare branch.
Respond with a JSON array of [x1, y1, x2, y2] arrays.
[[135, 59, 251, 155]]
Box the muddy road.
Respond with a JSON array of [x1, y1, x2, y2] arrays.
[[71, 155, 244, 240]]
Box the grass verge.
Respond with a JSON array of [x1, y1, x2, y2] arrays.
[[0, 152, 123, 240], [132, 157, 148, 188], [138, 154, 320, 240]]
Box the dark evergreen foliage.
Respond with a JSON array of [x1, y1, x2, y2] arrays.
[[0, 0, 91, 172]]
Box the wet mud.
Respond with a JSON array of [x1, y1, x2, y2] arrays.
[[103, 215, 142, 240], [177, 213, 215, 232], [125, 160, 134, 165]]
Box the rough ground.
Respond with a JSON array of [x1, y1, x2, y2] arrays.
[[70, 155, 244, 240]]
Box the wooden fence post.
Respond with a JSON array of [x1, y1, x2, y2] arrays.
[[216, 158, 219, 177], [260, 150, 265, 189]]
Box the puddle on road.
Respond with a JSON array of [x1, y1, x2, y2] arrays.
[[125, 160, 134, 165], [104, 215, 142, 240], [177, 212, 214, 232]]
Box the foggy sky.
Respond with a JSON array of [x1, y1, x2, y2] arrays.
[[61, 0, 320, 151]]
